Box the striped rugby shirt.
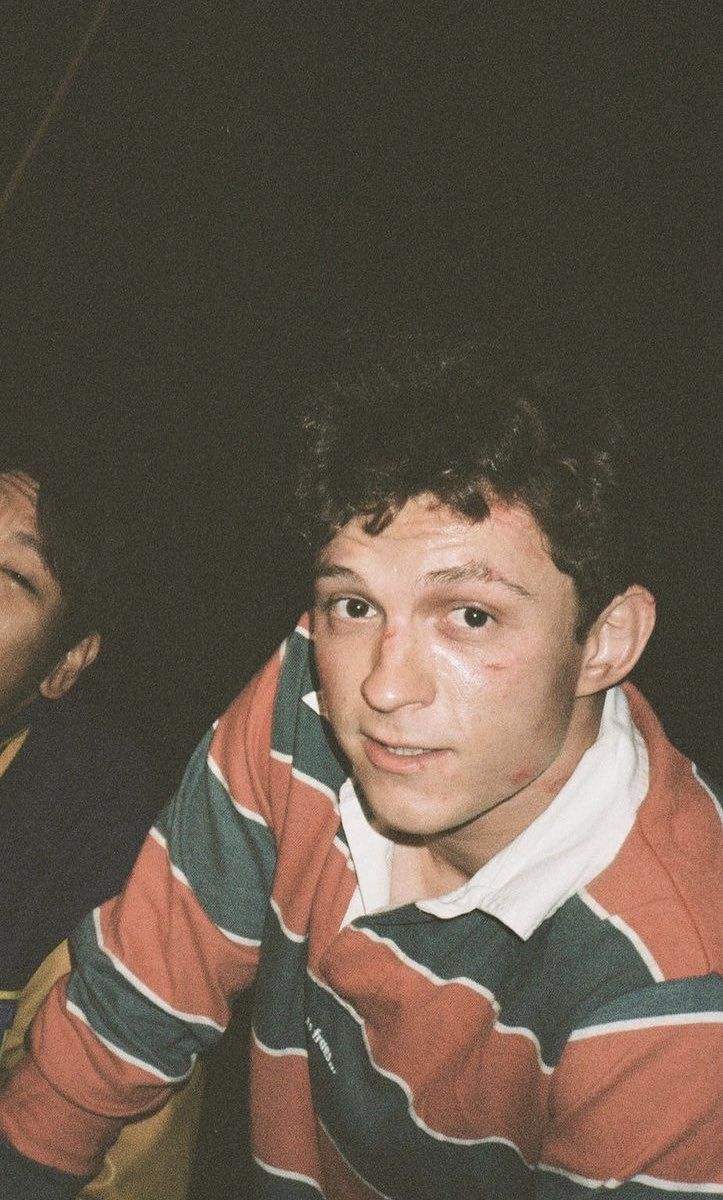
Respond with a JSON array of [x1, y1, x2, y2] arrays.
[[0, 618, 721, 1198]]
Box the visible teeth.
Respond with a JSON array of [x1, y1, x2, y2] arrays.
[[384, 745, 427, 756]]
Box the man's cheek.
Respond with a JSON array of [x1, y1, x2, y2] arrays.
[[316, 645, 365, 703]]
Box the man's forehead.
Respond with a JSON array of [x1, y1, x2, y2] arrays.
[[320, 495, 547, 555], [316, 495, 555, 591]]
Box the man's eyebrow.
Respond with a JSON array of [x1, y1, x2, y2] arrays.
[[314, 559, 534, 599], [423, 561, 534, 598], [314, 562, 364, 584]]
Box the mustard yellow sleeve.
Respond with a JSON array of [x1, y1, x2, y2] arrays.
[[0, 943, 205, 1200]]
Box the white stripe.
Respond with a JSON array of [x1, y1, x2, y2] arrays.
[[307, 967, 533, 1159], [494, 1021, 555, 1075], [358, 925, 499, 1006], [291, 766, 338, 805], [278, 636, 289, 662], [580, 889, 665, 982], [253, 1157, 324, 1193], [206, 754, 270, 826], [270, 895, 307, 944], [294, 623, 311, 639], [66, 998, 192, 1083], [93, 909, 226, 1032], [693, 763, 723, 829], [331, 833, 357, 873], [317, 1116, 393, 1199], [231, 799, 270, 825], [332, 834, 353, 863], [270, 748, 293, 764], [539, 1161, 723, 1193], [569, 1010, 723, 1041], [252, 1029, 308, 1059], [302, 690, 321, 714], [269, 754, 339, 808], [217, 925, 261, 948], [147, 828, 191, 893], [206, 752, 231, 795], [634, 1174, 723, 1194], [149, 824, 168, 851]]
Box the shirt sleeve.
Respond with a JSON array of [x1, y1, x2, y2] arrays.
[[534, 974, 723, 1198], [0, 649, 282, 1186]]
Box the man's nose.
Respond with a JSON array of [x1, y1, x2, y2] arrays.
[[360, 627, 435, 712]]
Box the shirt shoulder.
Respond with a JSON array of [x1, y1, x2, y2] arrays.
[[587, 685, 723, 980]]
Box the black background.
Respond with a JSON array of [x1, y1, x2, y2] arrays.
[[2, 4, 720, 789], [1, 5, 720, 1195]]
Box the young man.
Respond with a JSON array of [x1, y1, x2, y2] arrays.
[[0, 457, 138, 1042], [0, 348, 720, 1198], [0, 444, 203, 1199]]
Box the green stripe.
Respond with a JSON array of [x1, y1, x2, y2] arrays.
[[292, 699, 348, 797], [358, 894, 657, 1067], [252, 1162, 324, 1199], [271, 630, 348, 795], [305, 973, 534, 1199], [572, 972, 723, 1033], [252, 902, 309, 1053], [69, 914, 220, 1077], [272, 630, 317, 759], [155, 729, 276, 942]]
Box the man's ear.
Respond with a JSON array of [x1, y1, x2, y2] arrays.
[[39, 632, 101, 701], [576, 586, 656, 698]]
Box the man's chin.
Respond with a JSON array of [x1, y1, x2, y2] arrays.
[[353, 776, 456, 842]]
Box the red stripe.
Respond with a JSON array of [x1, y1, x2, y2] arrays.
[[623, 684, 723, 972], [99, 835, 258, 1025], [320, 926, 547, 1157], [0, 977, 170, 1176], [271, 774, 356, 954], [546, 1020, 723, 1182], [211, 653, 280, 825], [586, 826, 709, 979], [249, 1038, 321, 1184], [317, 1121, 388, 1199]]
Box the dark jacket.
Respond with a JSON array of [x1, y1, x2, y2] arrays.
[[0, 696, 161, 995]]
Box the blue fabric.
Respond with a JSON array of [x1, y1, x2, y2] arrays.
[[0, 1135, 85, 1199], [0, 696, 161, 992]]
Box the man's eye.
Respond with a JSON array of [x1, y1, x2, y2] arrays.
[[1, 568, 35, 595], [449, 605, 490, 629], [331, 598, 376, 620]]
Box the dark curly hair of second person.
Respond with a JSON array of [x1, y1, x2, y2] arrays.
[[295, 335, 650, 639]]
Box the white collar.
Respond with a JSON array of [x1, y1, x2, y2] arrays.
[[338, 686, 649, 939]]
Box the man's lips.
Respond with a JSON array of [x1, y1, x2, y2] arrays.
[[361, 735, 449, 774]]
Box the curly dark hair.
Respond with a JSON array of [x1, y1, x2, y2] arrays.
[[295, 337, 650, 637], [0, 435, 126, 652]]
